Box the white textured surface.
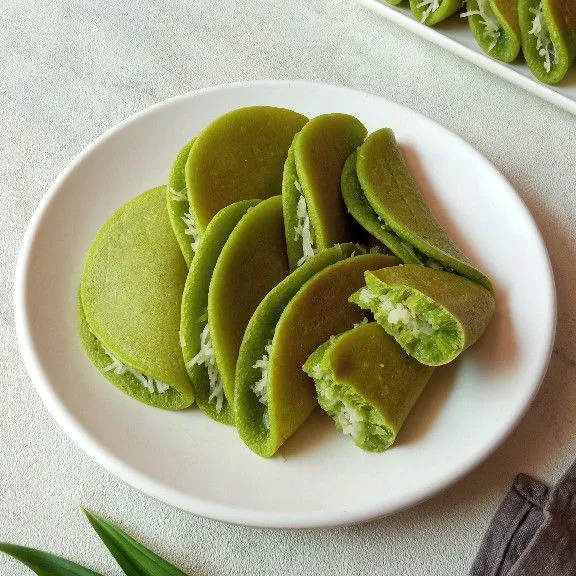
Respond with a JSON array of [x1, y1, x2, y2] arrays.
[[1, 1, 575, 574]]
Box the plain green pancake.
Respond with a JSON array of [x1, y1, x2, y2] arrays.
[[80, 186, 194, 410], [186, 106, 308, 232], [180, 200, 259, 424], [282, 113, 367, 269], [304, 322, 434, 452]]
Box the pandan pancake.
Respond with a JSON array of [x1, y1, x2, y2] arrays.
[[166, 138, 197, 267], [80, 187, 194, 410], [350, 265, 495, 366], [519, 0, 576, 84], [304, 323, 434, 452], [409, 0, 462, 25], [209, 196, 290, 406], [181, 200, 259, 425], [462, 0, 521, 62], [345, 128, 492, 291], [282, 113, 367, 269], [186, 106, 308, 232], [235, 249, 398, 458]]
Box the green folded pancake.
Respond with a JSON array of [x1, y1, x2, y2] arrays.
[[350, 265, 495, 366], [410, 0, 462, 25], [181, 200, 259, 424], [342, 129, 492, 291], [209, 196, 290, 407], [304, 322, 434, 452], [166, 138, 197, 267], [185, 106, 308, 237], [519, 0, 576, 84], [235, 249, 398, 458], [79, 186, 194, 410], [282, 113, 367, 269], [462, 0, 521, 62]]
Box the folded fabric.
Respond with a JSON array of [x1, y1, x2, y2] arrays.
[[282, 113, 367, 269], [304, 322, 434, 452], [235, 247, 393, 457], [519, 0, 576, 84], [209, 196, 290, 407], [350, 265, 495, 366], [166, 138, 197, 267], [79, 187, 194, 410], [470, 456, 576, 575], [342, 128, 492, 290], [180, 200, 259, 424], [462, 0, 521, 62], [185, 106, 307, 237], [410, 0, 462, 25]]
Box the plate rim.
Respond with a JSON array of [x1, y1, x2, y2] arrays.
[[14, 80, 557, 529]]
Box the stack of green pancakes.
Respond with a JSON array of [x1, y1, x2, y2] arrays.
[[80, 106, 495, 458]]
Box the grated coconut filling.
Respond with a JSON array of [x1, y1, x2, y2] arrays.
[[461, 0, 501, 51], [358, 288, 436, 337], [182, 211, 202, 253], [101, 345, 170, 394], [529, 1, 558, 72], [252, 340, 272, 429], [417, 0, 441, 23], [293, 180, 316, 267], [187, 322, 224, 413], [168, 186, 188, 202]]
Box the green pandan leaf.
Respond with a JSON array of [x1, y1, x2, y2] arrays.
[[83, 510, 188, 576], [0, 543, 102, 576]]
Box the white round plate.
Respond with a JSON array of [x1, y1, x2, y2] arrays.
[[15, 81, 556, 529]]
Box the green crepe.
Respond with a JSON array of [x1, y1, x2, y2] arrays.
[[410, 0, 462, 25], [79, 187, 194, 410], [186, 106, 308, 233], [209, 196, 290, 407], [463, 0, 521, 62], [350, 265, 495, 366], [180, 200, 259, 425], [166, 138, 197, 267], [304, 322, 434, 452], [519, 0, 576, 84], [342, 128, 492, 291], [235, 249, 397, 458], [282, 113, 367, 270]]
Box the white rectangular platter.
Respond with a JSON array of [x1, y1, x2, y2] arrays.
[[359, 0, 576, 115]]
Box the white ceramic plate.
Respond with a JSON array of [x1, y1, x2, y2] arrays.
[[15, 81, 556, 528], [359, 0, 576, 116]]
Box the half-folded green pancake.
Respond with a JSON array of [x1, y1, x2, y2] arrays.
[[304, 322, 434, 452], [410, 0, 462, 25], [519, 0, 576, 84], [181, 200, 259, 424], [462, 0, 521, 62], [350, 265, 495, 366], [80, 186, 194, 410], [235, 249, 398, 458], [209, 196, 290, 407], [342, 128, 492, 291], [185, 106, 308, 237], [166, 138, 197, 267], [282, 113, 367, 269]]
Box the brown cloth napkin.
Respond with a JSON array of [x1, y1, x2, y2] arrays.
[[470, 458, 576, 575]]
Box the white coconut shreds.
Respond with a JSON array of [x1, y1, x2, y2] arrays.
[[336, 403, 365, 438], [293, 183, 316, 267], [461, 0, 501, 51], [252, 341, 273, 429], [417, 0, 441, 23], [101, 346, 169, 394], [179, 331, 186, 348], [529, 2, 557, 73], [360, 289, 436, 337], [181, 211, 202, 252], [353, 317, 370, 329], [168, 186, 188, 202], [187, 323, 224, 413]]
